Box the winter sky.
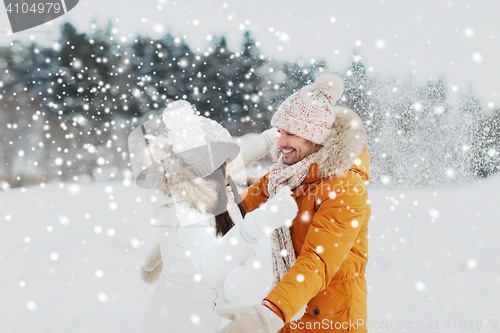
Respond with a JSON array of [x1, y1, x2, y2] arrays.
[[1, 0, 499, 106]]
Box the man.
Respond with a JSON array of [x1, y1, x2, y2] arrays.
[[217, 74, 371, 333]]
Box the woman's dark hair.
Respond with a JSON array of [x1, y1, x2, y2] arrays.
[[204, 161, 246, 237]]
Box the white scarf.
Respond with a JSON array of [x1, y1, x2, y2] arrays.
[[267, 152, 316, 320]]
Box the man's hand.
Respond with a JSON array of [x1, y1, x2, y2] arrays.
[[217, 304, 284, 333]]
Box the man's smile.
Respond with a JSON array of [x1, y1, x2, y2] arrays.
[[282, 148, 296, 157]]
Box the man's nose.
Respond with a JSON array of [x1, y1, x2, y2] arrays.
[[277, 133, 287, 147]]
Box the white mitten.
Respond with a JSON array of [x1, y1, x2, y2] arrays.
[[217, 304, 284, 333], [241, 186, 298, 243], [228, 128, 278, 178], [261, 128, 279, 149], [140, 243, 163, 284]]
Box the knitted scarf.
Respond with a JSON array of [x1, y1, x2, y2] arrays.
[[267, 152, 316, 320]]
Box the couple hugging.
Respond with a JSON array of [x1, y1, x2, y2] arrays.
[[128, 74, 371, 333]]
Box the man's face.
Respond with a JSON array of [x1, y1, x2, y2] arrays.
[[277, 128, 321, 165]]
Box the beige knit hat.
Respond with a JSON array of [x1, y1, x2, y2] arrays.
[[271, 74, 344, 144]]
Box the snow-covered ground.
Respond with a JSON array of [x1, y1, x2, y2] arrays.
[[1, 175, 499, 332]]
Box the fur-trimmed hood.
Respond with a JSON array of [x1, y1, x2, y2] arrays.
[[271, 106, 369, 180]]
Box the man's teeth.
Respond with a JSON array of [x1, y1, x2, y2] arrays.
[[282, 149, 294, 154]]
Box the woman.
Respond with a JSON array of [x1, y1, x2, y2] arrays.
[[128, 100, 297, 333]]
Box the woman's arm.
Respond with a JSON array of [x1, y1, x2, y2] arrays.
[[139, 185, 295, 284], [177, 186, 297, 281], [228, 128, 277, 177]]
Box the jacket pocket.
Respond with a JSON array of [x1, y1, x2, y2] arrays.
[[305, 291, 349, 317]]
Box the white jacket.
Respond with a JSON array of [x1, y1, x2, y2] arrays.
[[140, 186, 256, 333]]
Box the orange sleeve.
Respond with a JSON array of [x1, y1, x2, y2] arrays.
[[262, 299, 285, 320], [240, 173, 270, 213]]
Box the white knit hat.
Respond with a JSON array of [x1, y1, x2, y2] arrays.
[[271, 74, 344, 144], [128, 100, 240, 189]]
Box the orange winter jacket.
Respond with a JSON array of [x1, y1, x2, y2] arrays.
[[241, 107, 371, 333]]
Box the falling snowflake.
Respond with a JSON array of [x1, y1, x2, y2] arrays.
[[26, 300, 38, 311], [415, 281, 426, 292], [375, 39, 386, 49], [97, 292, 109, 303], [190, 314, 201, 325], [466, 259, 477, 270], [463, 28, 474, 38], [59, 215, 70, 226], [471, 52, 483, 63], [429, 209, 440, 219]]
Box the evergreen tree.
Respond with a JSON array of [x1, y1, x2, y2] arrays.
[[473, 109, 500, 177], [341, 52, 371, 120], [189, 37, 233, 125], [226, 31, 267, 133], [459, 86, 485, 177]]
